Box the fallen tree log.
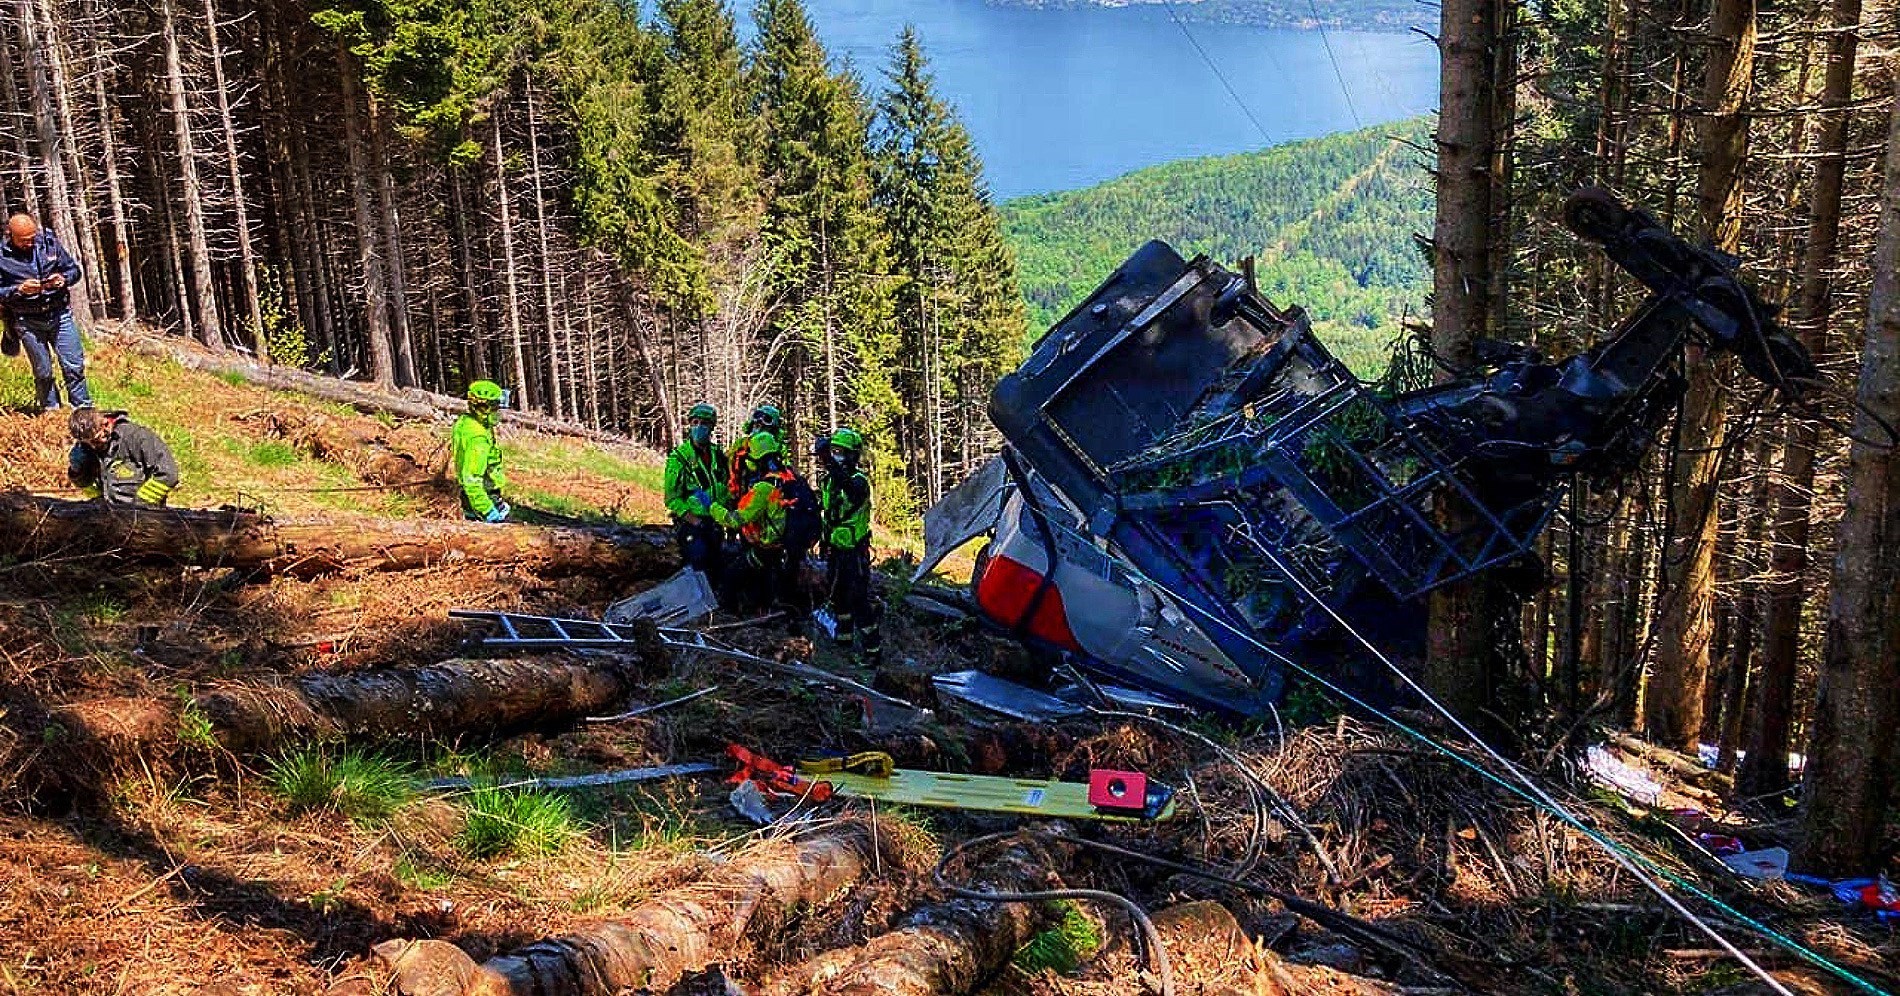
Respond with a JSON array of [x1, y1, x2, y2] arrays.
[[331, 823, 883, 996], [251, 409, 446, 490], [111, 331, 647, 449], [195, 651, 662, 752], [0, 492, 675, 578], [756, 835, 1055, 996]]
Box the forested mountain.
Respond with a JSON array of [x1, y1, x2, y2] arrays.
[[1002, 119, 1431, 373], [0, 0, 1022, 513]]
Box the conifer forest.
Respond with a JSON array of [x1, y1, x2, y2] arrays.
[[3, 0, 1900, 991]]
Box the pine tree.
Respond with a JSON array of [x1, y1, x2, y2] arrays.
[[751, 0, 899, 472], [872, 27, 1024, 503]]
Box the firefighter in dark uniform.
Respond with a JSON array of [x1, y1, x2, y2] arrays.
[[816, 427, 879, 662], [67, 407, 180, 507]]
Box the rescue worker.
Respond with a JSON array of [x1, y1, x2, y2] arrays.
[[67, 407, 179, 507], [726, 403, 785, 498], [452, 380, 511, 522], [663, 402, 730, 581], [816, 428, 880, 662], [714, 430, 795, 612], [1, 213, 91, 412]]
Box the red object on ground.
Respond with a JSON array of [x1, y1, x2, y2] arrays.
[[1088, 769, 1149, 812], [974, 554, 1081, 651], [727, 744, 834, 801]]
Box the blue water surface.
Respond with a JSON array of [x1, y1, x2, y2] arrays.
[[787, 0, 1440, 198]]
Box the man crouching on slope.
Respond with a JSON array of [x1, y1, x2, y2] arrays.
[[68, 407, 180, 507], [454, 380, 512, 522]]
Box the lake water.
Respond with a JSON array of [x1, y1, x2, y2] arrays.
[[796, 0, 1440, 199]]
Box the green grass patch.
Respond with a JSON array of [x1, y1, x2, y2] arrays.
[[264, 747, 417, 825], [392, 853, 454, 891], [176, 694, 218, 752], [245, 440, 301, 468], [215, 369, 247, 387], [456, 785, 579, 859], [1013, 901, 1102, 974]]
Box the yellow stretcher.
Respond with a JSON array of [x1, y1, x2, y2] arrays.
[[795, 753, 1177, 823]]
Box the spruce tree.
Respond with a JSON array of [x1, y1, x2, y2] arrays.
[[872, 27, 1024, 502], [751, 0, 902, 507]]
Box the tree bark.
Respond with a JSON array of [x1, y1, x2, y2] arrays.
[[336, 40, 398, 387], [194, 652, 660, 753], [525, 80, 568, 422], [494, 114, 533, 412], [201, 0, 266, 357], [1795, 74, 1900, 877], [254, 409, 444, 490], [0, 493, 676, 579], [158, 0, 224, 348], [350, 823, 882, 996], [1424, 0, 1507, 725], [1740, 0, 1862, 800], [368, 99, 417, 387], [15, 0, 96, 325], [1646, 0, 1755, 749], [90, 38, 137, 319], [757, 837, 1055, 996]]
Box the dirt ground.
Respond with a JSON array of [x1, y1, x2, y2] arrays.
[[1, 340, 1895, 996]]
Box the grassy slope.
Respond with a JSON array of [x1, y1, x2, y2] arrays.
[[0, 334, 667, 524], [1002, 118, 1433, 376]]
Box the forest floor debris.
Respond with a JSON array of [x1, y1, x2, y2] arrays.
[[2, 344, 1897, 995]]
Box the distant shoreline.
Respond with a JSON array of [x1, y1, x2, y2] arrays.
[[982, 0, 1422, 33]]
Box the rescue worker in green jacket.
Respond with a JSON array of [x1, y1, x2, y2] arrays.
[[815, 427, 879, 662], [712, 430, 795, 612], [67, 407, 180, 507], [452, 380, 511, 522], [726, 403, 785, 499], [664, 402, 731, 582]]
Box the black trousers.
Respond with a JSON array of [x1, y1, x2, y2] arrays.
[[824, 542, 879, 658], [674, 517, 726, 589]]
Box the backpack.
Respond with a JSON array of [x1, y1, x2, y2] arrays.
[[777, 473, 823, 557]]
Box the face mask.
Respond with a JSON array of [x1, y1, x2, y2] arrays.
[[688, 424, 712, 446]]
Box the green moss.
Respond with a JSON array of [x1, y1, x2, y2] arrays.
[[1013, 901, 1102, 974]]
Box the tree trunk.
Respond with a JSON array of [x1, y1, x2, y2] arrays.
[[36, 0, 104, 321], [255, 409, 445, 490], [1424, 0, 1506, 725], [0, 32, 38, 209], [90, 40, 137, 319], [159, 0, 224, 347], [1794, 76, 1900, 877], [202, 0, 265, 356], [757, 837, 1054, 996], [494, 114, 532, 412], [1646, 0, 1754, 749], [0, 493, 676, 579], [1740, 0, 1861, 800], [368, 100, 416, 387], [525, 80, 568, 422], [194, 653, 659, 753], [340, 824, 882, 996], [336, 40, 397, 387], [15, 0, 96, 325]]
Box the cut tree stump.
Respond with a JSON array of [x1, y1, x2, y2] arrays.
[[195, 651, 662, 752], [755, 835, 1055, 996], [334, 823, 884, 996], [0, 492, 675, 578]]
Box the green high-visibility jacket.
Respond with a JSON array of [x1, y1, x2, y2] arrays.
[[820, 469, 872, 549], [451, 413, 508, 517], [664, 441, 730, 521], [720, 476, 788, 547]]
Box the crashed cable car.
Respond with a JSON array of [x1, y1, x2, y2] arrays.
[[918, 188, 1814, 718]]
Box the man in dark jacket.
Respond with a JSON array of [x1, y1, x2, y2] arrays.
[[68, 408, 180, 507], [1, 213, 90, 412]]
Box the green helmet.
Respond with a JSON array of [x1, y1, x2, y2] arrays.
[[467, 380, 505, 404], [744, 430, 784, 466], [748, 403, 783, 433], [828, 427, 864, 453], [687, 402, 717, 422]]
